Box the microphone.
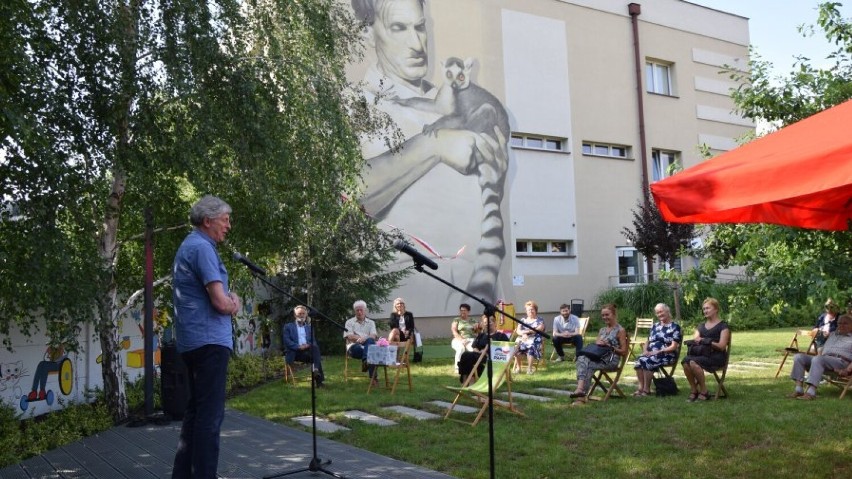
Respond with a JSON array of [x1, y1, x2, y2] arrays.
[[232, 252, 267, 276], [393, 239, 438, 270]]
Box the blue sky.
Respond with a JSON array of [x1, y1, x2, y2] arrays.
[[691, 0, 851, 76]]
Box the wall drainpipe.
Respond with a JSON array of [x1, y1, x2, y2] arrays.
[[628, 3, 654, 279]]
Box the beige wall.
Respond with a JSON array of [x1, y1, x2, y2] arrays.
[[348, 0, 752, 336]]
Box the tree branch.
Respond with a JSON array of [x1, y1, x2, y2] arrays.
[[117, 275, 172, 319]]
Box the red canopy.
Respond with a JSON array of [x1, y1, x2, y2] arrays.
[[651, 99, 852, 231]]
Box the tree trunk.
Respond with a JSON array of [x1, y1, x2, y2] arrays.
[[98, 313, 128, 422], [97, 169, 129, 422], [96, 0, 138, 423]]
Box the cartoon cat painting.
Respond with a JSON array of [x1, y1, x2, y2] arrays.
[[1, 360, 27, 398]]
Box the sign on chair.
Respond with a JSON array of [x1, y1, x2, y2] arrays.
[[367, 345, 398, 365]]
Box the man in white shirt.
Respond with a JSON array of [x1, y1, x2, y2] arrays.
[[344, 300, 379, 384], [552, 304, 583, 362]]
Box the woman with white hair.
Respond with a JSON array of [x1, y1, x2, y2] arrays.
[[633, 303, 682, 396]]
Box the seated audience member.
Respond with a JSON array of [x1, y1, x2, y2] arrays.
[[388, 297, 416, 343], [568, 303, 628, 405], [344, 299, 378, 385], [514, 300, 546, 375], [552, 303, 584, 362], [812, 298, 840, 350], [451, 303, 478, 373], [682, 297, 730, 402], [633, 303, 682, 396], [457, 313, 510, 383], [283, 305, 325, 387], [789, 314, 852, 400]]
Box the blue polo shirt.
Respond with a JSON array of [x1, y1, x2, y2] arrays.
[[172, 229, 233, 353]]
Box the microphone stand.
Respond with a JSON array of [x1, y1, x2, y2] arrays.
[[402, 258, 549, 479], [234, 263, 347, 478]]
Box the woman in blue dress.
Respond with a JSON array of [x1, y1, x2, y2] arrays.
[[514, 300, 546, 374], [633, 303, 682, 396]]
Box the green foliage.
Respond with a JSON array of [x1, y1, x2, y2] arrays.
[[696, 2, 852, 326], [728, 2, 852, 125], [592, 278, 801, 332], [226, 352, 285, 393], [1, 0, 398, 420], [13, 399, 113, 460], [0, 402, 19, 467], [700, 224, 852, 320], [264, 202, 408, 349]]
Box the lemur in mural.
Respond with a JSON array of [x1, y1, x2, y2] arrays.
[[394, 57, 511, 300]]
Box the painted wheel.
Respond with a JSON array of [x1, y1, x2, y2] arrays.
[[59, 358, 73, 395], [46, 389, 54, 406], [19, 395, 28, 411]]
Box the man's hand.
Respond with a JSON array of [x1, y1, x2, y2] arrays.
[[431, 129, 480, 174]]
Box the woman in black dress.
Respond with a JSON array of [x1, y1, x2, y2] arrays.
[[682, 297, 731, 401]]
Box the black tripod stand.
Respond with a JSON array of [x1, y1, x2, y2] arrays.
[[231, 254, 346, 478], [394, 244, 549, 479]]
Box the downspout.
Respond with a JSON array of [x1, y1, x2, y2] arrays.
[[628, 3, 654, 280]]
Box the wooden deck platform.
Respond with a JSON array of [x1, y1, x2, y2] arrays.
[[0, 408, 457, 478]]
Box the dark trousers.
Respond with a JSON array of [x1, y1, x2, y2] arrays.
[[553, 335, 584, 359], [347, 338, 376, 377], [458, 351, 486, 383], [290, 344, 325, 384], [172, 345, 230, 479]]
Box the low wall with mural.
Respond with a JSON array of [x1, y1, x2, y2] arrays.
[[0, 301, 261, 418]]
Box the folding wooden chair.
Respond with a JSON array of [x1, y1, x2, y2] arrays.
[[656, 343, 682, 379], [586, 351, 629, 401], [774, 329, 818, 378], [367, 339, 413, 394], [825, 370, 851, 399], [445, 341, 524, 426], [343, 346, 368, 382], [710, 340, 731, 399], [283, 359, 312, 386], [549, 317, 590, 360], [627, 318, 655, 362]]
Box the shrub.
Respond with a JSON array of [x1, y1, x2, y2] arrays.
[[594, 276, 826, 333], [226, 353, 285, 393], [0, 402, 20, 466], [10, 397, 112, 463]]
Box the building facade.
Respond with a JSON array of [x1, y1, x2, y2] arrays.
[[348, 0, 753, 336]]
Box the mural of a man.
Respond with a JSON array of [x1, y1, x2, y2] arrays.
[[352, 0, 510, 310], [27, 344, 64, 401]]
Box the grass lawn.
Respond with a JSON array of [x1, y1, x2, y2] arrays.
[[228, 329, 851, 479]]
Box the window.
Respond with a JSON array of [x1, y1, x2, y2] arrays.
[[511, 133, 567, 152], [646, 60, 673, 95], [652, 149, 677, 181], [582, 142, 630, 159], [516, 239, 572, 256], [662, 257, 682, 273], [652, 149, 679, 182], [616, 247, 642, 285]]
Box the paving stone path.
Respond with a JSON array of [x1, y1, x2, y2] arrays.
[[293, 359, 782, 433]]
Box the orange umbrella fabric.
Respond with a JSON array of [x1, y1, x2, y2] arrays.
[[651, 99, 852, 231]]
